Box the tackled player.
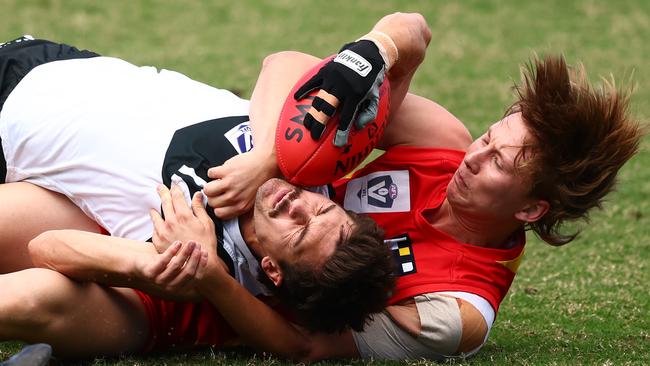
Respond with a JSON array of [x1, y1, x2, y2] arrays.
[[0, 11, 644, 362]]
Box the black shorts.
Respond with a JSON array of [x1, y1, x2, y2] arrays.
[[0, 35, 99, 183]]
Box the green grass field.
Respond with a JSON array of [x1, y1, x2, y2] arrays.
[[1, 1, 649, 365]]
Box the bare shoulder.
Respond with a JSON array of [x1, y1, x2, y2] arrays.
[[378, 93, 472, 151]]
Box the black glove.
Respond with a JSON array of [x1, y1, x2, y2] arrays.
[[294, 40, 386, 147]]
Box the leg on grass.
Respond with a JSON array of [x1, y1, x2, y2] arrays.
[[0, 268, 149, 358], [0, 182, 100, 273]]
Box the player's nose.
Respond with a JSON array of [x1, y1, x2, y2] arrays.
[[288, 200, 309, 224]]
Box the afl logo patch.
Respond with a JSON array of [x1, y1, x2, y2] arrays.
[[343, 170, 410, 213]]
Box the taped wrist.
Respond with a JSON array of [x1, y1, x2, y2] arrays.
[[358, 30, 399, 70]]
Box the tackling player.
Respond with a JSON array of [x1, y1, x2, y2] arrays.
[[0, 11, 643, 362], [0, 34, 398, 356], [172, 15, 644, 361]]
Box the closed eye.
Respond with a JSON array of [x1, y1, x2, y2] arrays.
[[292, 223, 310, 248], [318, 204, 337, 216], [293, 204, 338, 248], [493, 155, 502, 169]]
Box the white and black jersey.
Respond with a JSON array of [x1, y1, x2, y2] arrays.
[[0, 37, 269, 296]]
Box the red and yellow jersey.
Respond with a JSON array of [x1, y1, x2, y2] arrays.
[[333, 146, 525, 311]]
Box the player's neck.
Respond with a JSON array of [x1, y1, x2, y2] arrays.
[[428, 199, 522, 248]]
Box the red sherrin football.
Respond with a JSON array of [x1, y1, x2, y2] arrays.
[[275, 56, 390, 186]]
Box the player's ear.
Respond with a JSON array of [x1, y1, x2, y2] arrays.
[[261, 256, 283, 287], [514, 199, 550, 223]]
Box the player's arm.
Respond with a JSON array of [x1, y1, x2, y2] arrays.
[[297, 12, 432, 145], [195, 252, 357, 361], [369, 15, 471, 150], [205, 12, 432, 219], [205, 51, 320, 218], [159, 181, 355, 360], [256, 12, 433, 155], [197, 256, 311, 360], [28, 229, 206, 300], [376, 92, 473, 150]]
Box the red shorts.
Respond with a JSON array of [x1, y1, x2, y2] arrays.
[[133, 289, 238, 353], [94, 226, 238, 352]]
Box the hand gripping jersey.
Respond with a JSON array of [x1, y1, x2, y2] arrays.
[[0, 39, 276, 350], [0, 40, 268, 297], [333, 146, 526, 312]]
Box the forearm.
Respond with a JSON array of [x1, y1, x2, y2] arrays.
[[247, 13, 431, 159], [248, 51, 321, 178], [28, 229, 154, 288], [370, 13, 431, 77], [367, 12, 431, 114], [198, 260, 312, 360]]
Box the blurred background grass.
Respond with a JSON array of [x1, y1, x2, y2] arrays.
[[1, 0, 648, 365]]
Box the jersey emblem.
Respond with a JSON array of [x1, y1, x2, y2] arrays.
[[224, 121, 253, 154], [343, 170, 410, 213], [386, 234, 416, 276]]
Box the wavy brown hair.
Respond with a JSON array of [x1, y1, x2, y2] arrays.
[[259, 211, 395, 332], [507, 55, 644, 246]]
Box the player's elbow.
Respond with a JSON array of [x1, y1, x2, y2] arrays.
[[374, 12, 431, 73], [407, 12, 432, 61], [392, 12, 431, 46], [28, 230, 63, 270]]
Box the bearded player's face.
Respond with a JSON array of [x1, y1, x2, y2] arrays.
[[252, 178, 353, 267]]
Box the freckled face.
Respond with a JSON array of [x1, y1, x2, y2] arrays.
[[447, 113, 534, 220]]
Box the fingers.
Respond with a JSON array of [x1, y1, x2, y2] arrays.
[[203, 175, 225, 198], [303, 114, 325, 140], [203, 178, 250, 219], [304, 90, 340, 140], [150, 209, 169, 253], [171, 242, 208, 289], [293, 74, 322, 100], [192, 191, 212, 223], [354, 96, 379, 129], [355, 72, 383, 129], [157, 184, 174, 217], [150, 208, 165, 231], [204, 179, 229, 209], [312, 96, 337, 117], [173, 242, 203, 286], [157, 241, 199, 284], [333, 101, 359, 147], [149, 240, 182, 276], [170, 184, 192, 218], [160, 240, 183, 263], [212, 203, 249, 220], [195, 250, 209, 281]]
